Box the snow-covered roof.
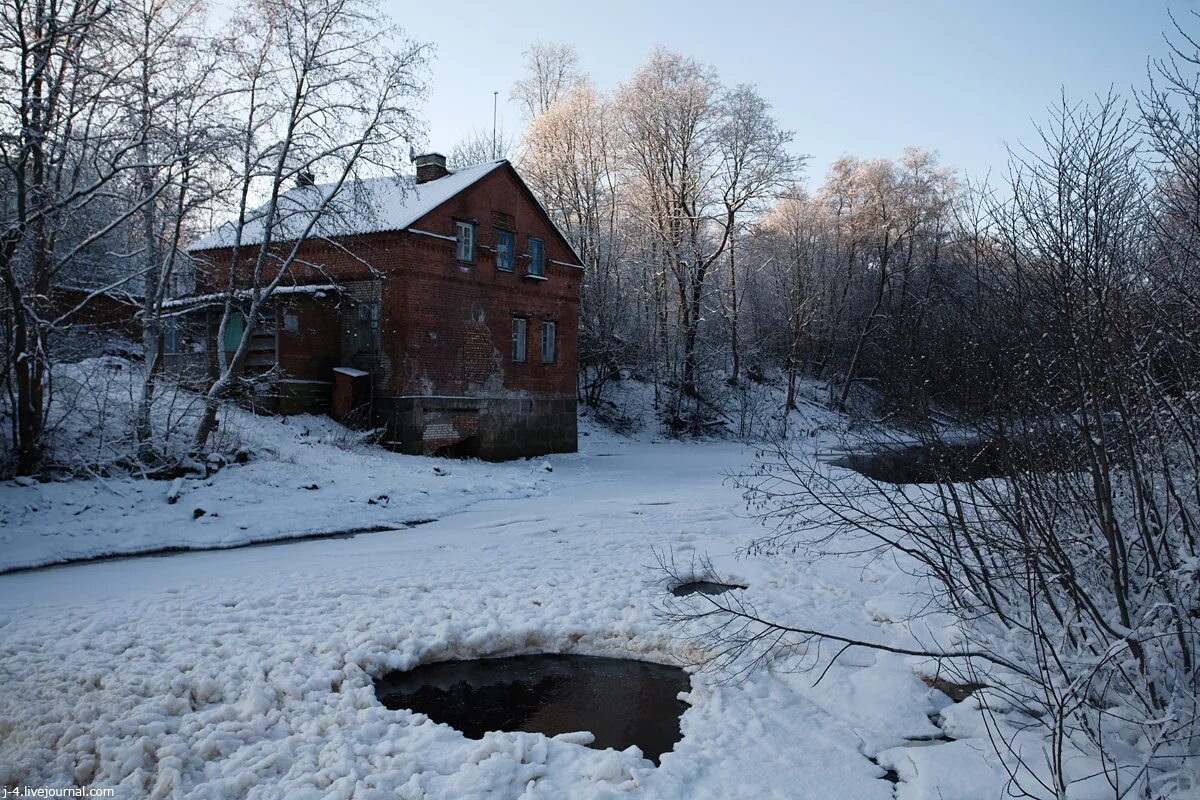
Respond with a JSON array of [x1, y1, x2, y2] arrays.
[[189, 161, 507, 253]]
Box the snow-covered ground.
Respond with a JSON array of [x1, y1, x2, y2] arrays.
[[0, 411, 562, 573], [0, 413, 1024, 799]]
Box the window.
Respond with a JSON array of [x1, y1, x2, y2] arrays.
[[357, 302, 379, 352], [163, 322, 182, 355], [496, 230, 514, 271], [528, 237, 544, 276], [455, 220, 475, 262], [512, 317, 527, 363], [541, 320, 556, 363]]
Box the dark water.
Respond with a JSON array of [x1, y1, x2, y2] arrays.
[[829, 439, 1008, 484], [374, 654, 691, 764], [671, 580, 747, 597]]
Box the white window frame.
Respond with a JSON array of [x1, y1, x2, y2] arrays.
[[541, 320, 556, 363], [496, 230, 514, 271], [512, 317, 527, 363], [455, 220, 475, 262], [528, 237, 544, 276]]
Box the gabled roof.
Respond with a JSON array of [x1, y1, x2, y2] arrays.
[[188, 161, 507, 253]]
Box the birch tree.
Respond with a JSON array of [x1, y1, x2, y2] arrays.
[[0, 0, 178, 474], [190, 0, 428, 452], [113, 0, 226, 462]]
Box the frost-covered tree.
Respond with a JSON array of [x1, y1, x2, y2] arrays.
[[0, 0, 184, 474], [448, 126, 515, 168], [515, 47, 799, 424], [111, 0, 227, 463], [190, 0, 429, 452], [679, 88, 1200, 800], [510, 41, 580, 120], [713, 85, 802, 384], [519, 82, 627, 405]]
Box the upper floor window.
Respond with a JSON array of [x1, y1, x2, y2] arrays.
[[455, 220, 475, 262], [496, 230, 514, 272], [528, 237, 544, 277], [541, 320, 557, 363], [512, 317, 527, 363]]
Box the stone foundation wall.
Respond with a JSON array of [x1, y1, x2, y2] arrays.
[[378, 395, 576, 461]]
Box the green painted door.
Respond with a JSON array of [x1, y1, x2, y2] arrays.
[[223, 313, 244, 351]]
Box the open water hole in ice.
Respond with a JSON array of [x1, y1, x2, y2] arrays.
[[374, 654, 691, 764], [670, 580, 748, 597]]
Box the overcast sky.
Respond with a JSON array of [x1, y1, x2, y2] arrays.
[[394, 0, 1183, 186]]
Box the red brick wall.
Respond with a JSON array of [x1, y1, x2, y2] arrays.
[[277, 294, 341, 381], [193, 238, 381, 293], [192, 163, 581, 403], [50, 289, 140, 339]]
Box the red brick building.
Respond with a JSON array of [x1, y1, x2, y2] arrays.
[[178, 155, 582, 459]]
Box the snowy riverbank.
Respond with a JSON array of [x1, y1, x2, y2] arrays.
[[0, 412, 561, 573], [0, 419, 1022, 799]]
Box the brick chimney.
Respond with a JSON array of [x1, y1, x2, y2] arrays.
[[414, 152, 449, 184]]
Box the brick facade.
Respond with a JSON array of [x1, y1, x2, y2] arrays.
[[192, 162, 581, 459]]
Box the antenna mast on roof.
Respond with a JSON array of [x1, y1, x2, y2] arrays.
[[492, 91, 498, 160]]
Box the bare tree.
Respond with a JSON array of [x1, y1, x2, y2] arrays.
[[616, 49, 731, 427], [191, 0, 429, 452], [0, 0, 181, 474], [753, 188, 827, 414], [713, 85, 802, 385], [510, 41, 579, 120], [519, 81, 628, 406], [678, 92, 1199, 799], [110, 0, 227, 464], [448, 125, 515, 168]]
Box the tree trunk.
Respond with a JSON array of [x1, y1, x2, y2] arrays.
[[680, 267, 705, 400], [727, 238, 740, 385], [13, 317, 44, 475], [839, 268, 887, 409]]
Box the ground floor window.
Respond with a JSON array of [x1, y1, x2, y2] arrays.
[[541, 320, 556, 363], [163, 321, 182, 354], [357, 302, 380, 352], [512, 317, 527, 363]]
